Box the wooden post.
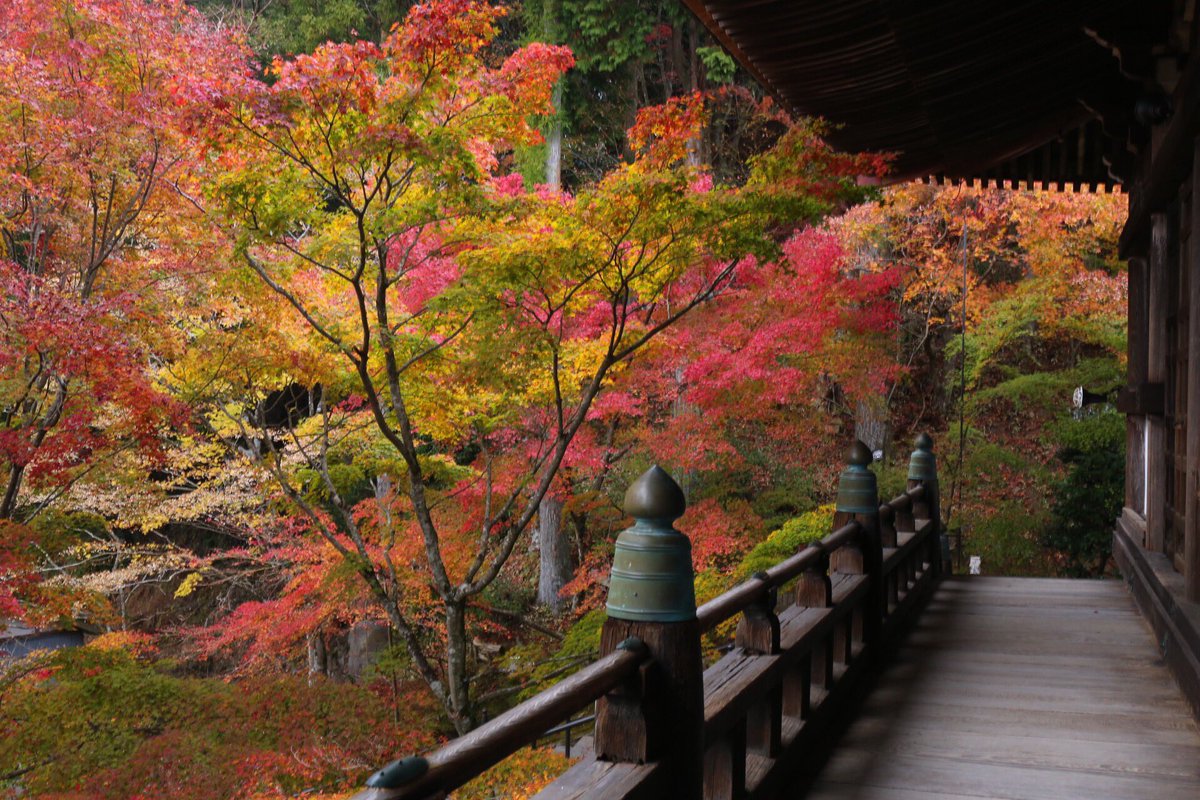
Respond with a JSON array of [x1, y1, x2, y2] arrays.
[[1148, 214, 1169, 553], [832, 441, 883, 649], [596, 466, 704, 799], [787, 549, 831, 720], [1129, 251, 1150, 519], [878, 505, 898, 612], [1187, 139, 1200, 601], [907, 434, 943, 575], [736, 577, 782, 759]]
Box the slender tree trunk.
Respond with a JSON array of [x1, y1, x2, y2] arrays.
[[0, 465, 24, 520], [306, 632, 326, 684], [536, 495, 571, 612], [544, 81, 564, 190], [542, 0, 563, 190], [445, 600, 473, 735]]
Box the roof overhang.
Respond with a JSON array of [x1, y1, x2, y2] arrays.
[[683, 0, 1169, 186]]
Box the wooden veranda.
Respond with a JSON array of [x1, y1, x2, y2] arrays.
[[348, 1, 1200, 797], [807, 577, 1200, 800], [350, 440, 1200, 800]]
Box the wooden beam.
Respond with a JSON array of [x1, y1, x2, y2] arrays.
[[1116, 382, 1165, 415], [1120, 49, 1200, 256]]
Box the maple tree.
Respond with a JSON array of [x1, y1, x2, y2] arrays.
[[0, 0, 243, 525], [0, 3, 1135, 798], [180, 0, 885, 732]]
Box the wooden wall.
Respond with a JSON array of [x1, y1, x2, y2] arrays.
[[1125, 130, 1200, 602]]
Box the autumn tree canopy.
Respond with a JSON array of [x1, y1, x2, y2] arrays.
[[0, 1, 1130, 796]]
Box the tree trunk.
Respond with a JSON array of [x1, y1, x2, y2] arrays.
[[537, 495, 571, 612], [545, 81, 564, 190], [306, 632, 326, 684], [0, 464, 27, 520], [445, 600, 473, 734], [542, 0, 563, 190], [854, 398, 890, 460]]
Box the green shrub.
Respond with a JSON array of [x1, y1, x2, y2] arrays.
[[737, 506, 832, 580], [1042, 411, 1125, 576], [961, 501, 1053, 576]]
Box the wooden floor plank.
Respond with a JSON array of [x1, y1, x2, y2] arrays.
[[803, 576, 1200, 799]]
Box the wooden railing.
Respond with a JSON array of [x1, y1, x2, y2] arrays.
[[353, 436, 944, 800]]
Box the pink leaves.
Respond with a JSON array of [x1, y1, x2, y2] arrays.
[[387, 227, 461, 315], [272, 40, 383, 116], [666, 228, 896, 412], [677, 497, 758, 569], [490, 173, 526, 198]]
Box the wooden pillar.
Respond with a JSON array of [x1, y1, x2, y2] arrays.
[[1128, 251, 1149, 519], [1187, 141, 1200, 601], [1148, 215, 1169, 552], [596, 466, 704, 799]]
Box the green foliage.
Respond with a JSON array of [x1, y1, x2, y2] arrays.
[[746, 470, 818, 532], [873, 460, 909, 505], [736, 506, 831, 580], [1042, 411, 1125, 576], [697, 45, 737, 83], [963, 500, 1054, 576], [971, 357, 1123, 417], [27, 509, 110, 559], [560, 0, 656, 72], [295, 463, 372, 506], [0, 644, 428, 799], [506, 608, 605, 701], [194, 0, 408, 59], [0, 648, 222, 796], [953, 439, 1056, 576], [1048, 408, 1126, 453]]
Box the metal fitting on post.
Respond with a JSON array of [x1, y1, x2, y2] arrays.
[[606, 465, 696, 622], [908, 433, 937, 482], [836, 440, 879, 514]]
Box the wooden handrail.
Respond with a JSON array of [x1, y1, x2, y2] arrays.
[[353, 435, 945, 800], [696, 521, 861, 632], [352, 639, 649, 800], [882, 484, 925, 514]]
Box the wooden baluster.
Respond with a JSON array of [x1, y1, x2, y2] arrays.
[[737, 576, 782, 758], [894, 489, 916, 598], [703, 728, 745, 800], [596, 467, 704, 800], [786, 548, 832, 719], [879, 504, 899, 614]]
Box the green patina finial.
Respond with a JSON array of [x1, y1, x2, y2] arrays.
[[624, 464, 687, 522], [836, 439, 879, 514], [908, 433, 938, 481], [606, 465, 695, 622]]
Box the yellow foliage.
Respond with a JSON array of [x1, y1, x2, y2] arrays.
[[174, 571, 204, 599], [456, 746, 572, 800]]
